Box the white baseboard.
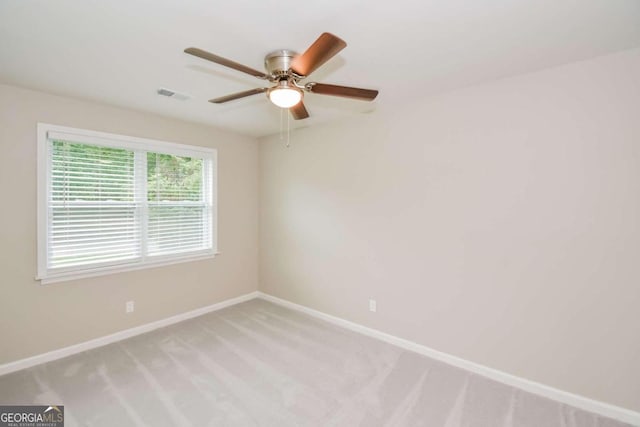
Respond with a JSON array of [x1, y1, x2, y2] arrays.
[[0, 291, 259, 377], [257, 291, 640, 426]]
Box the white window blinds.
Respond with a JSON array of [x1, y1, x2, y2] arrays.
[[50, 141, 140, 268], [146, 152, 212, 257], [38, 124, 216, 283]]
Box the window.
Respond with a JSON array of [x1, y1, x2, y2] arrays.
[[37, 123, 217, 284]]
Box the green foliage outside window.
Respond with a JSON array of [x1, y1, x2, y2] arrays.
[[51, 141, 204, 203], [147, 153, 202, 202], [52, 141, 134, 202]]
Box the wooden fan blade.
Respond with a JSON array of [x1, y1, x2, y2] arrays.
[[185, 47, 267, 79], [290, 101, 310, 120], [308, 83, 378, 101], [290, 33, 346, 77], [209, 88, 268, 104]]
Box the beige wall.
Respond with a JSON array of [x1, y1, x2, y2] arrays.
[[259, 49, 640, 411], [0, 84, 259, 364]]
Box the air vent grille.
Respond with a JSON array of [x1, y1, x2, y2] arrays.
[[157, 87, 190, 101]]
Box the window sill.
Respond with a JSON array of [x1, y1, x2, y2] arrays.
[[37, 252, 220, 285]]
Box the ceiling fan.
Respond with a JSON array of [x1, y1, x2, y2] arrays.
[[184, 33, 379, 120]]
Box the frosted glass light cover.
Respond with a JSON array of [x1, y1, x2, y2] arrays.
[[269, 88, 302, 108]]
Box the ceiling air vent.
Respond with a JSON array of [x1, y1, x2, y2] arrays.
[[157, 87, 190, 101]]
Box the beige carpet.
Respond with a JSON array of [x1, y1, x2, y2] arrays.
[[0, 299, 631, 426]]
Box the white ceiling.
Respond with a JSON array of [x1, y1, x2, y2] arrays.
[[1, 0, 639, 138]]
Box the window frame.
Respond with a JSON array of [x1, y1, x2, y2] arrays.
[[36, 123, 218, 285]]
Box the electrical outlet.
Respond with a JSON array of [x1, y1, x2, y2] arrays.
[[369, 299, 377, 313], [126, 301, 135, 313]]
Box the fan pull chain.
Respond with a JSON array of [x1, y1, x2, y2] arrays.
[[286, 110, 291, 148], [279, 108, 284, 144]]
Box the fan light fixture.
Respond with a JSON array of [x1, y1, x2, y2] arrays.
[[184, 32, 379, 120], [268, 81, 302, 108]]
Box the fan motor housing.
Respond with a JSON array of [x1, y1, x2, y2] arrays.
[[264, 50, 298, 79]]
